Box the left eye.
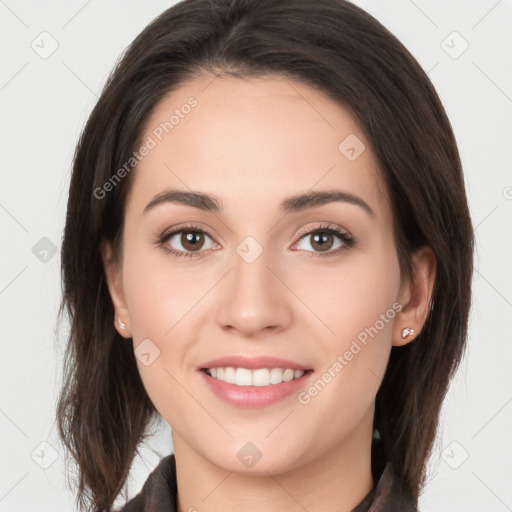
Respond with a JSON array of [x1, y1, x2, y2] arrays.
[[291, 226, 354, 256]]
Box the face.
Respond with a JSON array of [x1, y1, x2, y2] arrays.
[[103, 74, 419, 475]]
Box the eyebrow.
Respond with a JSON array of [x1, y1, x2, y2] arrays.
[[143, 188, 375, 217]]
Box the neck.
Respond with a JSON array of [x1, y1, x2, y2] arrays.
[[173, 412, 374, 512]]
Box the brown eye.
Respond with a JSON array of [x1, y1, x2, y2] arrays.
[[309, 232, 335, 252], [158, 225, 218, 259], [292, 224, 355, 257], [179, 230, 206, 252]]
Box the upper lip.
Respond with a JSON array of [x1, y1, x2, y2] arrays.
[[199, 355, 312, 371]]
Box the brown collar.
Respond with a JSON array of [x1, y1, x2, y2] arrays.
[[117, 454, 418, 511]]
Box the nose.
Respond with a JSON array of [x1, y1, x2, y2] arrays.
[[215, 245, 293, 338]]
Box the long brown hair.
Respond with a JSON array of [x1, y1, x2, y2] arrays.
[[56, 0, 475, 509]]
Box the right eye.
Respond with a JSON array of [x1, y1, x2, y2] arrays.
[[156, 225, 219, 259]]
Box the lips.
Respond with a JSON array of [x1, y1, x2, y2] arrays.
[[197, 355, 314, 407], [199, 355, 312, 372]]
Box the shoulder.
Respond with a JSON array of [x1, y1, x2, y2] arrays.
[[353, 463, 418, 512], [372, 463, 418, 512], [115, 454, 177, 512]]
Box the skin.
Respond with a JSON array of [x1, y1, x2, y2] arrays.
[[102, 74, 436, 512]]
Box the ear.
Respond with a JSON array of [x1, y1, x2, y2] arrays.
[[100, 239, 132, 338], [393, 245, 436, 347]]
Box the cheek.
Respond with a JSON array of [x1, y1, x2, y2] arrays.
[[121, 251, 192, 423], [121, 237, 204, 342], [304, 245, 401, 390], [298, 245, 400, 345], [120, 238, 211, 410]]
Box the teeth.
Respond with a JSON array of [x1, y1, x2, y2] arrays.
[[225, 367, 236, 384], [235, 368, 252, 386], [283, 369, 294, 382], [205, 367, 306, 386]]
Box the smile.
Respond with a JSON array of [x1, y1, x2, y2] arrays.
[[203, 367, 310, 386]]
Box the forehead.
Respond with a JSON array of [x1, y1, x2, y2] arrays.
[[127, 74, 390, 224]]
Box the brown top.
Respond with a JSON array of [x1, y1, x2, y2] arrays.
[[116, 454, 418, 512]]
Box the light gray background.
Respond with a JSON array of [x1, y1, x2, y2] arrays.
[[0, 1, 511, 510]]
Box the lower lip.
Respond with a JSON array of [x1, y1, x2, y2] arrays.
[[199, 370, 313, 408]]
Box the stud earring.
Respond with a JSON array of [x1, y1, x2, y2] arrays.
[[117, 318, 126, 330], [401, 327, 414, 339]]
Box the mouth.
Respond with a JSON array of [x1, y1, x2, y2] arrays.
[[197, 355, 314, 407], [201, 367, 314, 387]]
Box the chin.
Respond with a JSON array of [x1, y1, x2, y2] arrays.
[[202, 439, 309, 476]]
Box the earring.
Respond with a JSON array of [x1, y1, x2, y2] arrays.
[[401, 327, 414, 339], [117, 318, 126, 330]]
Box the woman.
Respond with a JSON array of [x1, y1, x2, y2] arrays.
[[56, 0, 475, 510]]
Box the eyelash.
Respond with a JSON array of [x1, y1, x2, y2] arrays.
[[154, 223, 355, 260]]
